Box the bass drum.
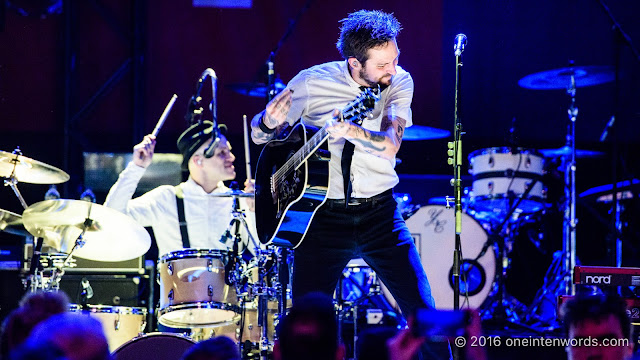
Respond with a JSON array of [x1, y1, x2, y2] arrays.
[[112, 333, 195, 360], [404, 205, 496, 309]]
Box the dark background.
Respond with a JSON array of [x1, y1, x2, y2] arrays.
[[1, 0, 639, 285]]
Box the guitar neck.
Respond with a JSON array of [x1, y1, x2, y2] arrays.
[[282, 125, 330, 176]]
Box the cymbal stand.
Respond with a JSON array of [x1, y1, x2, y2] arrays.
[[44, 209, 94, 292], [3, 148, 30, 210], [562, 75, 578, 296], [526, 76, 580, 329]]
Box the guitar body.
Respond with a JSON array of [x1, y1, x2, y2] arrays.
[[254, 122, 329, 248]]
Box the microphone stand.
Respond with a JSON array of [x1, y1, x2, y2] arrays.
[[446, 34, 467, 312], [447, 34, 466, 360]]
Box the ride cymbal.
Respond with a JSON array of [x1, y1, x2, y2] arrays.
[[22, 199, 150, 262], [539, 146, 604, 159], [518, 66, 614, 90], [403, 125, 450, 141]]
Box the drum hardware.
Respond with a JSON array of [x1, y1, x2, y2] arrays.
[[514, 64, 615, 330], [475, 180, 547, 334]]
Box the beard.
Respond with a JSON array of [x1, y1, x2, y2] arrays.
[[359, 67, 392, 87]]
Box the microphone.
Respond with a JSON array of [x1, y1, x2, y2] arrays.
[[599, 115, 615, 142], [454, 33, 467, 56], [201, 68, 220, 158]]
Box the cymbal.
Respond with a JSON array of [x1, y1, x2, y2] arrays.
[[0, 150, 70, 184], [227, 80, 286, 97], [580, 179, 639, 203], [403, 125, 450, 141], [518, 66, 614, 90], [22, 200, 151, 262], [539, 146, 604, 158], [210, 190, 254, 198], [0, 208, 30, 237]]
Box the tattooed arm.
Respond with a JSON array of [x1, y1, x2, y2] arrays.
[[251, 89, 293, 144], [326, 107, 406, 160]]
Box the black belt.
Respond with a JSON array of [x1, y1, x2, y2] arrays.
[[326, 189, 392, 207]]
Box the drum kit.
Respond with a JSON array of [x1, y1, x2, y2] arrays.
[[0, 146, 293, 358]]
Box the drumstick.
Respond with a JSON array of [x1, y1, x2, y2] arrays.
[[243, 114, 252, 180], [151, 94, 178, 137]]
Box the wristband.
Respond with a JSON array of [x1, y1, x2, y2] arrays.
[[259, 115, 277, 134]]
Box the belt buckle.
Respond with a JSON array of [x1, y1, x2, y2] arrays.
[[347, 199, 361, 206]]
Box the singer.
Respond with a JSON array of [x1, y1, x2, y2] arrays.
[[104, 121, 258, 259], [251, 10, 451, 359]]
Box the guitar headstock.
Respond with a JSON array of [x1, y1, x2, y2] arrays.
[[340, 86, 381, 125]]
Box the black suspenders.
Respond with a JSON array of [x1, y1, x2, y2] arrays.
[[174, 185, 191, 248]]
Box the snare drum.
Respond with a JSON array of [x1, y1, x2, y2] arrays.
[[157, 248, 239, 328], [405, 205, 496, 309], [112, 333, 195, 360], [468, 147, 545, 215], [69, 304, 147, 351]]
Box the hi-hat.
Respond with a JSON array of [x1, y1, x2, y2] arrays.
[[0, 208, 29, 237], [539, 146, 604, 158], [210, 189, 255, 198], [22, 199, 151, 262], [227, 80, 286, 97], [0, 150, 70, 184], [518, 66, 614, 90], [403, 125, 450, 141]]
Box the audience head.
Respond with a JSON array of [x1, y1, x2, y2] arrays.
[[0, 291, 70, 358], [275, 292, 344, 360], [356, 326, 398, 360], [27, 313, 110, 360], [561, 292, 634, 360], [181, 336, 240, 360]]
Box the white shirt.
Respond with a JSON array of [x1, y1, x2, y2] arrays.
[[271, 60, 414, 199], [104, 162, 258, 258]]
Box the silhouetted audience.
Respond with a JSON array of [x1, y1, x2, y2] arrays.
[[24, 313, 110, 360], [181, 336, 240, 360], [274, 292, 345, 360], [561, 292, 634, 360], [0, 291, 69, 359]]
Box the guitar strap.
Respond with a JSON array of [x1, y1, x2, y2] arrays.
[[174, 185, 191, 248], [341, 86, 384, 206]]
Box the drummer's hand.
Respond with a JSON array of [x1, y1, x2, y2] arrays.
[[244, 179, 255, 212], [133, 135, 156, 168]]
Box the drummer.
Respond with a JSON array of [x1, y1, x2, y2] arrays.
[[104, 121, 258, 258]]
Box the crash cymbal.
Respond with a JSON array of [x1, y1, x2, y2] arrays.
[[539, 146, 604, 158], [580, 179, 639, 203], [403, 125, 450, 141], [22, 200, 150, 262], [0, 150, 70, 184], [227, 80, 286, 97], [0, 208, 29, 237], [210, 189, 254, 198], [518, 66, 614, 90]]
